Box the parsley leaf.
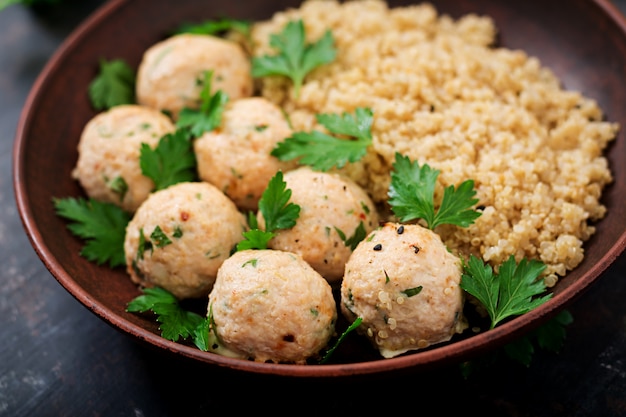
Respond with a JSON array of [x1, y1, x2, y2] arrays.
[[460, 254, 552, 329], [139, 129, 197, 191], [502, 309, 572, 368], [88, 58, 136, 111], [236, 170, 300, 251], [150, 225, 172, 248], [176, 70, 229, 138], [460, 309, 573, 376], [1, 0, 61, 12], [53, 197, 131, 268], [271, 107, 373, 172], [258, 170, 300, 232], [319, 317, 363, 364], [108, 176, 128, 202], [237, 229, 275, 251], [126, 287, 209, 351], [251, 19, 336, 98], [175, 18, 251, 37], [534, 308, 573, 352], [401, 286, 423, 297], [316, 107, 373, 140], [388, 152, 481, 229], [334, 221, 367, 251]]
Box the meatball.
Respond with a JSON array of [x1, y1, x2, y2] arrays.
[[124, 181, 246, 299], [340, 222, 467, 358], [194, 97, 296, 211], [208, 249, 337, 364], [136, 33, 253, 118], [262, 166, 379, 284], [72, 104, 175, 212]]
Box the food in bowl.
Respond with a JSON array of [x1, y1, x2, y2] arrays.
[[261, 166, 379, 284], [209, 248, 337, 364], [341, 222, 467, 358], [72, 104, 176, 212], [194, 96, 297, 212], [123, 181, 247, 299], [252, 0, 618, 286], [54, 0, 618, 364], [136, 33, 253, 119]]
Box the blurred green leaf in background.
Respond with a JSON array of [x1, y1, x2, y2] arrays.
[[0, 0, 63, 12]]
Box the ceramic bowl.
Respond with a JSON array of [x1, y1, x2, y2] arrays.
[[13, 0, 626, 377]]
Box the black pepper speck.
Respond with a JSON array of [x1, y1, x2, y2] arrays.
[[397, 225, 404, 234], [373, 243, 382, 251]]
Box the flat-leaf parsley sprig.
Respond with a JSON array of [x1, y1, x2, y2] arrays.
[[319, 316, 363, 364], [251, 18, 336, 98], [460, 254, 552, 329], [175, 17, 251, 38], [53, 197, 131, 268], [1, 0, 62, 12], [127, 286, 211, 351], [139, 129, 197, 192], [88, 58, 136, 111], [176, 70, 229, 139], [388, 152, 482, 229], [460, 309, 573, 376], [271, 107, 373, 172], [237, 170, 300, 251]]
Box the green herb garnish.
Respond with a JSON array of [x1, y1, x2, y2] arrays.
[[53, 197, 131, 268], [319, 317, 363, 364], [236, 170, 300, 251], [108, 176, 128, 202], [0, 0, 61, 11], [175, 17, 251, 37], [136, 228, 152, 260], [88, 58, 136, 111], [461, 309, 573, 376], [176, 70, 229, 138], [334, 221, 367, 251], [271, 107, 373, 172], [251, 18, 336, 98], [401, 286, 423, 297], [126, 287, 210, 351], [460, 254, 552, 329], [242, 258, 258, 268], [150, 225, 172, 248], [259, 170, 300, 232], [388, 152, 481, 229], [139, 129, 197, 191]]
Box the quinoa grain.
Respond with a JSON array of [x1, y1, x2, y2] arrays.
[[252, 0, 618, 283]]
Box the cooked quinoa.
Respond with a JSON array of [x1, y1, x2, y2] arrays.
[[250, 0, 618, 284]]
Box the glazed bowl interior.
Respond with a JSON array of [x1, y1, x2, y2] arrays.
[[13, 0, 626, 378]]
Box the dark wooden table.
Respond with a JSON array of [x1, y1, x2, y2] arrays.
[[2, 1, 626, 415]]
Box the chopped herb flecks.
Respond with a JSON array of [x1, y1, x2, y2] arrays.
[[334, 221, 367, 251], [150, 225, 172, 248], [108, 176, 128, 202], [402, 286, 423, 297], [242, 258, 259, 268]]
